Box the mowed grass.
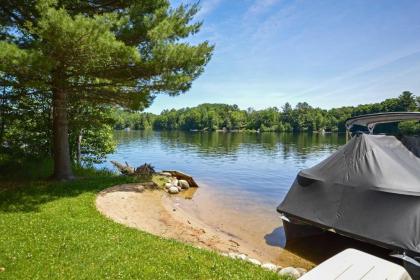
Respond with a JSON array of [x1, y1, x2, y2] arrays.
[[0, 159, 288, 279]]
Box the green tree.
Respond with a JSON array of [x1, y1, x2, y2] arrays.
[[0, 0, 213, 179], [68, 100, 117, 165]]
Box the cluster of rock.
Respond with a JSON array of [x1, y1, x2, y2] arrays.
[[222, 252, 307, 279], [160, 172, 191, 194]]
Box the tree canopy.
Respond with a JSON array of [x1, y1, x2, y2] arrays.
[[0, 0, 214, 179]]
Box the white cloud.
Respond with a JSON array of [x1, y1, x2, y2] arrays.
[[246, 0, 282, 17], [196, 0, 223, 18]]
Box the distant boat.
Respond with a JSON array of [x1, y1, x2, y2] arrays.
[[277, 112, 420, 275]]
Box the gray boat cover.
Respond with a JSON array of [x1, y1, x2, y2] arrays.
[[278, 134, 420, 253]]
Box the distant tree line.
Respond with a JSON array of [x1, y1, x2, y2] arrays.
[[3, 91, 417, 166], [114, 92, 420, 134]]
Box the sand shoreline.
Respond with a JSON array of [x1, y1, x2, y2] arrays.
[[95, 183, 313, 268]]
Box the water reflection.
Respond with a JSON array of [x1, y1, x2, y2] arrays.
[[112, 130, 345, 160], [154, 131, 345, 159]]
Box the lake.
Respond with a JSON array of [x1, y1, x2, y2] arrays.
[[101, 130, 345, 207], [98, 130, 347, 266]]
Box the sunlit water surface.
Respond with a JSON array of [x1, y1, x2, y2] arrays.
[[99, 130, 345, 211]]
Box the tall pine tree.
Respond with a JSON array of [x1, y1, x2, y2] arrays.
[[0, 0, 213, 179]]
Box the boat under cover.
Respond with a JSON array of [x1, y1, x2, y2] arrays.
[[277, 133, 420, 255]]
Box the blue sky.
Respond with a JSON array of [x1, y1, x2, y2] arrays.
[[147, 0, 420, 113]]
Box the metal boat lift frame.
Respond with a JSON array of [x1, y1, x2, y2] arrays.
[[345, 112, 420, 134]]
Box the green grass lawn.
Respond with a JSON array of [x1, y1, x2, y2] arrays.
[[0, 159, 289, 279]]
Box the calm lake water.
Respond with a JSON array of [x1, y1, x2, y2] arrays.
[[100, 130, 346, 222]]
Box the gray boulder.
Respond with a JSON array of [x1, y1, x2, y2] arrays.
[[261, 263, 280, 272], [178, 180, 190, 189], [228, 252, 247, 260], [168, 186, 180, 194], [278, 267, 301, 278], [247, 258, 261, 266], [296, 267, 307, 276]]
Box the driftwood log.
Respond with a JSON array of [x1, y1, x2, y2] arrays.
[[111, 161, 156, 176], [110, 161, 199, 188], [135, 163, 156, 176], [110, 161, 135, 175], [162, 170, 199, 188]]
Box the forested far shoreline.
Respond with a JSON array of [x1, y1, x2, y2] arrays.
[[1, 91, 418, 166], [114, 92, 420, 134]]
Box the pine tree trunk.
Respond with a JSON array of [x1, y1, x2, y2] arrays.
[[52, 88, 74, 180]]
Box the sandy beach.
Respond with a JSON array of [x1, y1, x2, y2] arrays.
[[95, 183, 313, 269]]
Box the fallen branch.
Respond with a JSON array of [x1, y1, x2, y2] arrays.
[[110, 160, 135, 175], [111, 161, 156, 176]]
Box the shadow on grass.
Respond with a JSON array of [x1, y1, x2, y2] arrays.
[[0, 157, 136, 213]]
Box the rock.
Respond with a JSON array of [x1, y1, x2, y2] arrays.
[[160, 172, 173, 177], [296, 267, 307, 276], [278, 267, 301, 278], [165, 183, 173, 189], [247, 258, 262, 266], [261, 263, 279, 272], [228, 252, 238, 259], [171, 178, 179, 186], [168, 186, 179, 194], [228, 252, 247, 260], [178, 180, 190, 189], [236, 254, 247, 260]]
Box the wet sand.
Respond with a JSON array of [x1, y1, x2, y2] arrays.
[[96, 183, 313, 269]]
